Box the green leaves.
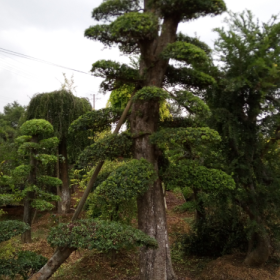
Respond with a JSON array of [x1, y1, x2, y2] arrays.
[[92, 0, 141, 21], [161, 41, 209, 65], [151, 0, 226, 21], [0, 251, 47, 280], [171, 90, 211, 117], [111, 12, 158, 40], [0, 221, 30, 243], [90, 60, 140, 93], [164, 65, 216, 90], [20, 119, 54, 137], [39, 137, 59, 149], [133, 86, 169, 102], [150, 127, 221, 149], [78, 132, 132, 167], [37, 175, 62, 186], [47, 219, 157, 252], [69, 108, 123, 135], [26, 90, 91, 139], [95, 159, 157, 204], [163, 161, 235, 192], [34, 154, 57, 165]]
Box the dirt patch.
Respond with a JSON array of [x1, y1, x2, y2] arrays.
[[199, 253, 280, 280]]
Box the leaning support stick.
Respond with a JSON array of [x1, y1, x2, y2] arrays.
[[29, 95, 134, 280]]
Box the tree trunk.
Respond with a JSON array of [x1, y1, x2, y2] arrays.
[[22, 136, 37, 243], [193, 189, 206, 221], [28, 247, 75, 280], [244, 222, 271, 267], [21, 194, 33, 243], [57, 137, 70, 214], [131, 99, 176, 280]]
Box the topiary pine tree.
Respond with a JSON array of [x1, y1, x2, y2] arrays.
[[9, 119, 61, 243], [83, 1, 226, 279], [206, 11, 280, 266], [25, 90, 91, 214]]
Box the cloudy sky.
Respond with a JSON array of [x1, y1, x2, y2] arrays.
[[0, 0, 279, 112]]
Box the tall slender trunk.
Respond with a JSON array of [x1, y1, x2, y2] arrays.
[[193, 189, 206, 221], [57, 137, 70, 214], [22, 136, 37, 243]]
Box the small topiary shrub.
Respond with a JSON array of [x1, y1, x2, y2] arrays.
[[0, 250, 47, 280], [48, 219, 157, 252]]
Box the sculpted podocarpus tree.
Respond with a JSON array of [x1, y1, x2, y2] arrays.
[[84, 1, 226, 279], [12, 119, 61, 243], [30, 1, 227, 279]]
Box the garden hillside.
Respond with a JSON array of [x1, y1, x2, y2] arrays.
[[1, 189, 280, 280], [1, 1, 280, 280]]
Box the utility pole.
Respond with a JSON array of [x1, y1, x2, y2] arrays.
[[90, 93, 101, 110]]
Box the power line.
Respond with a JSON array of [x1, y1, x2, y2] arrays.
[[0, 47, 92, 76]]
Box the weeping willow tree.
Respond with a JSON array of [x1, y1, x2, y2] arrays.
[[26, 90, 91, 214]]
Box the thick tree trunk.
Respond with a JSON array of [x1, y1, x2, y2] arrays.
[[22, 136, 37, 243], [57, 137, 70, 214], [244, 225, 271, 266], [244, 232, 271, 266], [131, 99, 176, 280]]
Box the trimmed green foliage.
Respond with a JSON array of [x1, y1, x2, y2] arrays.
[[69, 107, 123, 135], [150, 127, 221, 149], [14, 135, 32, 145], [20, 119, 54, 137], [33, 154, 58, 165], [78, 132, 132, 167], [90, 60, 140, 93], [163, 161, 235, 192], [95, 159, 157, 204], [152, 0, 226, 21], [0, 194, 15, 206], [133, 86, 169, 101], [39, 137, 60, 149], [0, 251, 47, 280], [47, 219, 157, 252], [111, 12, 158, 39], [92, 0, 140, 21], [0, 221, 30, 243], [37, 175, 62, 186], [164, 65, 216, 90], [176, 33, 212, 55], [171, 91, 211, 117], [161, 41, 208, 64]]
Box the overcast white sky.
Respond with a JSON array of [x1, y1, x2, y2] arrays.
[[0, 0, 279, 112]]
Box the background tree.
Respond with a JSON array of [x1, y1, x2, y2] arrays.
[[10, 119, 61, 243], [207, 11, 280, 266], [25, 90, 91, 214], [0, 101, 26, 176]]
